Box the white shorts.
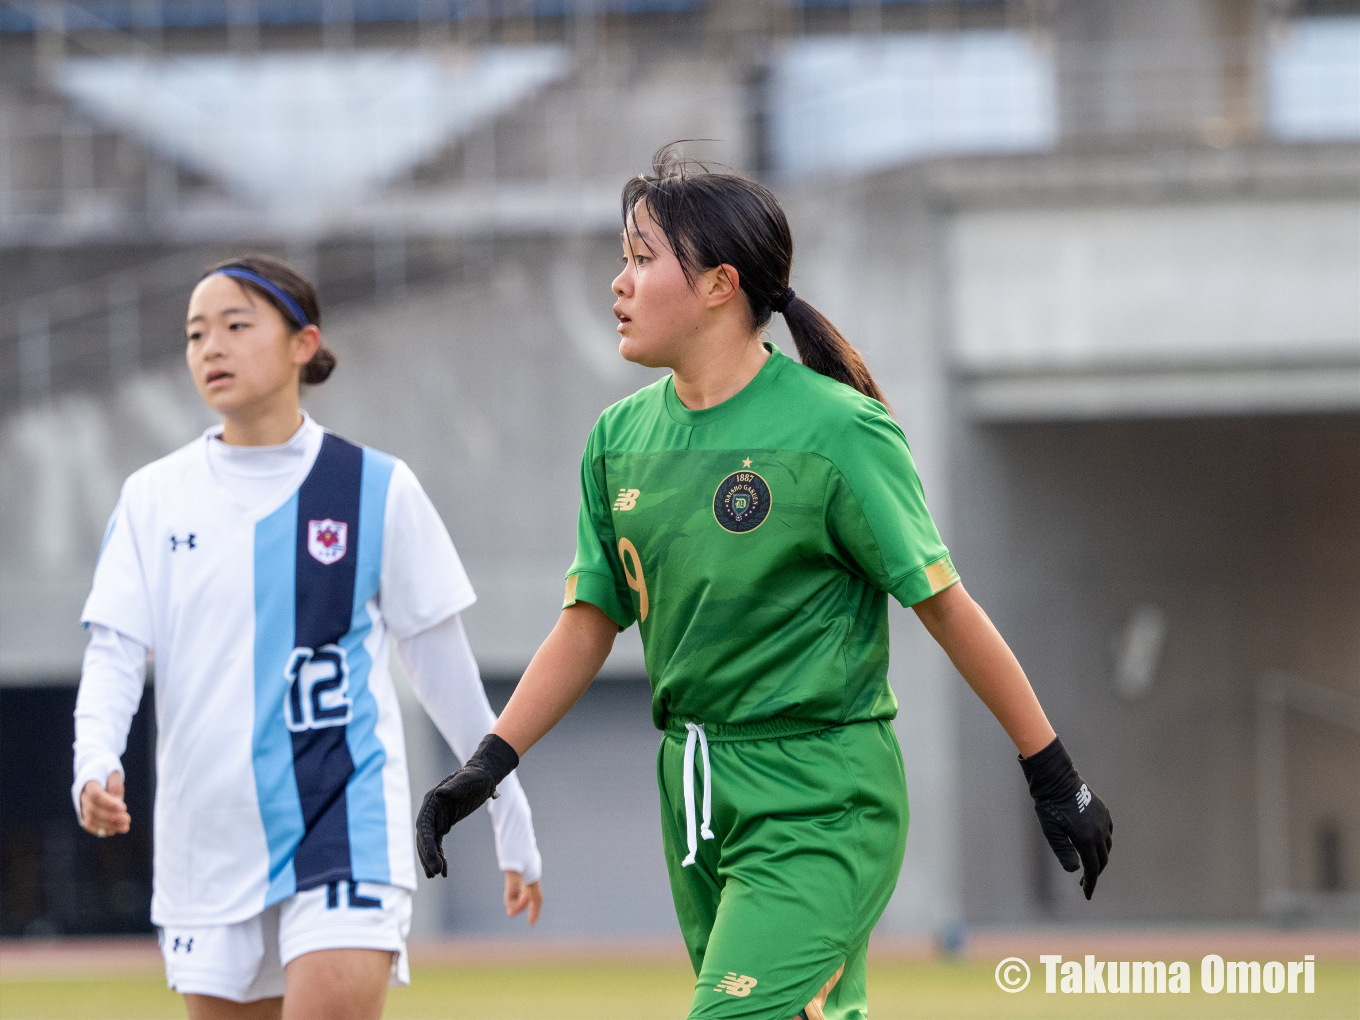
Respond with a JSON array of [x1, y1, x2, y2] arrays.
[[159, 881, 412, 1003]]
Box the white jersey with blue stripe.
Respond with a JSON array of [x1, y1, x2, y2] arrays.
[[82, 417, 474, 927]]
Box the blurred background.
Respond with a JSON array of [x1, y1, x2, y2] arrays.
[[0, 0, 1357, 954]]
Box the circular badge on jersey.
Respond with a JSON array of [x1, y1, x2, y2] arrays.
[[713, 470, 772, 534]]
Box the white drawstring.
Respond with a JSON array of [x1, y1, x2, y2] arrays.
[[680, 722, 714, 867]]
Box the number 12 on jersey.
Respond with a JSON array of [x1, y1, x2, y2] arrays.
[[284, 644, 353, 731]]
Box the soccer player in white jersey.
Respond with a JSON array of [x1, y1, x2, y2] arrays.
[[72, 254, 543, 1020]]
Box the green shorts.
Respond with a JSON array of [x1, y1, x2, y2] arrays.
[[657, 718, 909, 1020]]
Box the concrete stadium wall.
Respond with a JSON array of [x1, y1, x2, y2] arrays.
[[953, 416, 1360, 923]]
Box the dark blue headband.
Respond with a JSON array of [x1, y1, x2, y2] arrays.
[[211, 267, 310, 328]]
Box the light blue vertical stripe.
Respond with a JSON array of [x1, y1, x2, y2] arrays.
[[97, 498, 122, 559], [342, 448, 396, 883], [253, 492, 304, 906]]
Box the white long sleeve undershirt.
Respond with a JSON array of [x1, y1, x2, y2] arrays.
[[72, 614, 542, 884], [396, 614, 541, 883], [71, 624, 147, 816]]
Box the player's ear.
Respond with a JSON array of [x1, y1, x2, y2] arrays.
[[702, 264, 741, 309], [291, 324, 322, 367]]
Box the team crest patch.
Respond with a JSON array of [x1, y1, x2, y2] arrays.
[[713, 470, 771, 534], [307, 519, 348, 565]]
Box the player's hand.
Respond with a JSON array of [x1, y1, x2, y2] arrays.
[[1020, 737, 1113, 900], [416, 764, 495, 879], [503, 870, 542, 926], [415, 734, 521, 879], [80, 772, 131, 837]]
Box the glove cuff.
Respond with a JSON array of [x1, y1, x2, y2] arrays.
[[1019, 735, 1078, 800], [470, 733, 520, 786]]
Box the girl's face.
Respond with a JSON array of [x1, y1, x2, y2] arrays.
[[185, 274, 317, 418], [612, 201, 732, 369]]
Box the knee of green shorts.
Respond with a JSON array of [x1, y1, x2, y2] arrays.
[[689, 939, 869, 1020]]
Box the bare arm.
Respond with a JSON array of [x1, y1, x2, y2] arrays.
[[912, 582, 1055, 757], [492, 601, 619, 756], [916, 581, 1113, 898]]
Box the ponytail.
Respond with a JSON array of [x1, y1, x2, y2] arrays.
[[622, 144, 887, 406], [778, 291, 886, 406], [300, 345, 336, 385]]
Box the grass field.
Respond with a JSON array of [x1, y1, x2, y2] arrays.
[[2, 960, 1358, 1020]]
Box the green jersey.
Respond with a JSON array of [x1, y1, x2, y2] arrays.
[[565, 344, 958, 734]]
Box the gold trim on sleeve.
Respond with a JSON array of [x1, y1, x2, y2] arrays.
[[924, 557, 960, 594]]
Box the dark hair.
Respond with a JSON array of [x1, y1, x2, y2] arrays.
[[199, 254, 336, 385], [621, 144, 886, 405]]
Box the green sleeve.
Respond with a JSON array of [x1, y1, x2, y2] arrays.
[[563, 422, 637, 629], [826, 413, 960, 607]]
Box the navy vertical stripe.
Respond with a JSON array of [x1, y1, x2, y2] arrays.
[[291, 433, 363, 890]]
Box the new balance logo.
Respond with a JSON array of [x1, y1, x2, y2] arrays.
[[171, 936, 193, 953], [715, 973, 757, 997], [612, 488, 640, 512], [169, 534, 196, 551], [1076, 783, 1092, 813]]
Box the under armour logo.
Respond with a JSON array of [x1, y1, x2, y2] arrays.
[[1076, 783, 1092, 813], [715, 973, 757, 997], [612, 488, 640, 512], [169, 534, 196, 551], [171, 936, 194, 953]]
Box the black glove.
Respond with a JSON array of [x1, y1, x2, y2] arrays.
[[1020, 736, 1113, 900], [416, 733, 520, 879]]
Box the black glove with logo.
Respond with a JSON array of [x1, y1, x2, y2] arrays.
[[1021, 736, 1113, 900], [416, 733, 520, 879]]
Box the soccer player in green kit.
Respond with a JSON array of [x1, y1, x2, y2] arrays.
[[416, 148, 1114, 1020]]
